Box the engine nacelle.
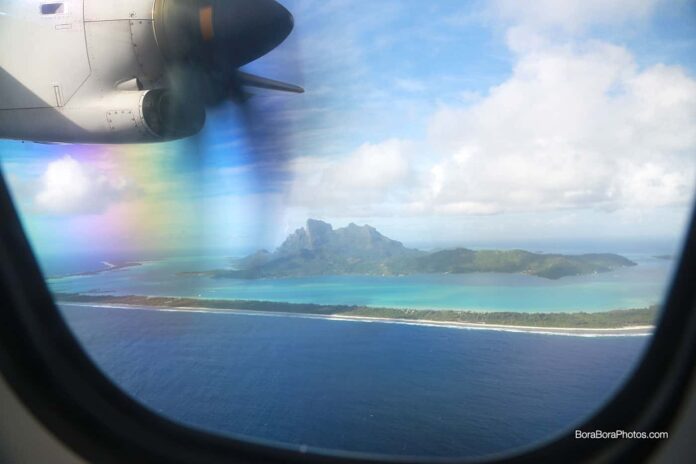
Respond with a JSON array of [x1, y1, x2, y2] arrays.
[[0, 90, 205, 144]]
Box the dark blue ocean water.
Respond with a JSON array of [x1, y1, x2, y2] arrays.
[[60, 303, 650, 459]]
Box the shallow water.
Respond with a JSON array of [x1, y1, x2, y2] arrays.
[[49, 253, 673, 312]]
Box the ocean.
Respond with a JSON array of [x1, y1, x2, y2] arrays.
[[60, 303, 651, 458]]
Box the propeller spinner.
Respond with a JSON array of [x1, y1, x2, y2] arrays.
[[151, 0, 303, 137], [154, 0, 302, 92]]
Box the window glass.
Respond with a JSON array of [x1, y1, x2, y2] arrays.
[[1, 0, 695, 459], [41, 3, 64, 15]]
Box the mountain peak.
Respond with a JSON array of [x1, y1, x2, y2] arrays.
[[345, 222, 377, 232], [272, 219, 411, 259], [306, 218, 332, 234], [306, 218, 331, 227]]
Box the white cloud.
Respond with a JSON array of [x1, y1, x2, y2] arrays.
[[282, 0, 695, 227], [34, 156, 137, 215], [288, 40, 696, 219], [425, 41, 696, 215], [289, 139, 414, 215], [491, 0, 661, 34]]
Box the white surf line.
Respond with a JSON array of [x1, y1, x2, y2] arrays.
[[330, 314, 654, 332], [58, 302, 654, 337], [324, 315, 653, 337]]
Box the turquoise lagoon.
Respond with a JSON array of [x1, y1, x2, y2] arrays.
[[46, 253, 674, 313]]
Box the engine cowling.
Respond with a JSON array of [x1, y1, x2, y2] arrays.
[[140, 89, 207, 140], [0, 90, 205, 144]]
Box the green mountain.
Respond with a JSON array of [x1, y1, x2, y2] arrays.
[[206, 219, 636, 280]]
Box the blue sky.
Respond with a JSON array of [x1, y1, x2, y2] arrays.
[[1, 0, 695, 255]]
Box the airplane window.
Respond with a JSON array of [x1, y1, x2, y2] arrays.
[[1, 0, 695, 460], [40, 3, 64, 15]]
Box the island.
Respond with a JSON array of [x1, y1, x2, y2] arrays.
[[183, 219, 636, 280], [54, 293, 658, 332]]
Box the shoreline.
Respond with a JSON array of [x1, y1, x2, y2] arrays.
[[328, 313, 653, 336], [58, 301, 655, 337]]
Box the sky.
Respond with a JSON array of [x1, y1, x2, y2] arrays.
[[1, 0, 695, 257]]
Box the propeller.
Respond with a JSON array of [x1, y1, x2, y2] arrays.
[[154, 0, 302, 105], [153, 0, 305, 247]]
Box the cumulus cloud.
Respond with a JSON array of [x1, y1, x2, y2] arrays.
[[288, 39, 696, 218], [289, 139, 414, 215], [491, 0, 661, 34], [424, 41, 696, 215], [283, 0, 696, 221], [34, 156, 137, 215]]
